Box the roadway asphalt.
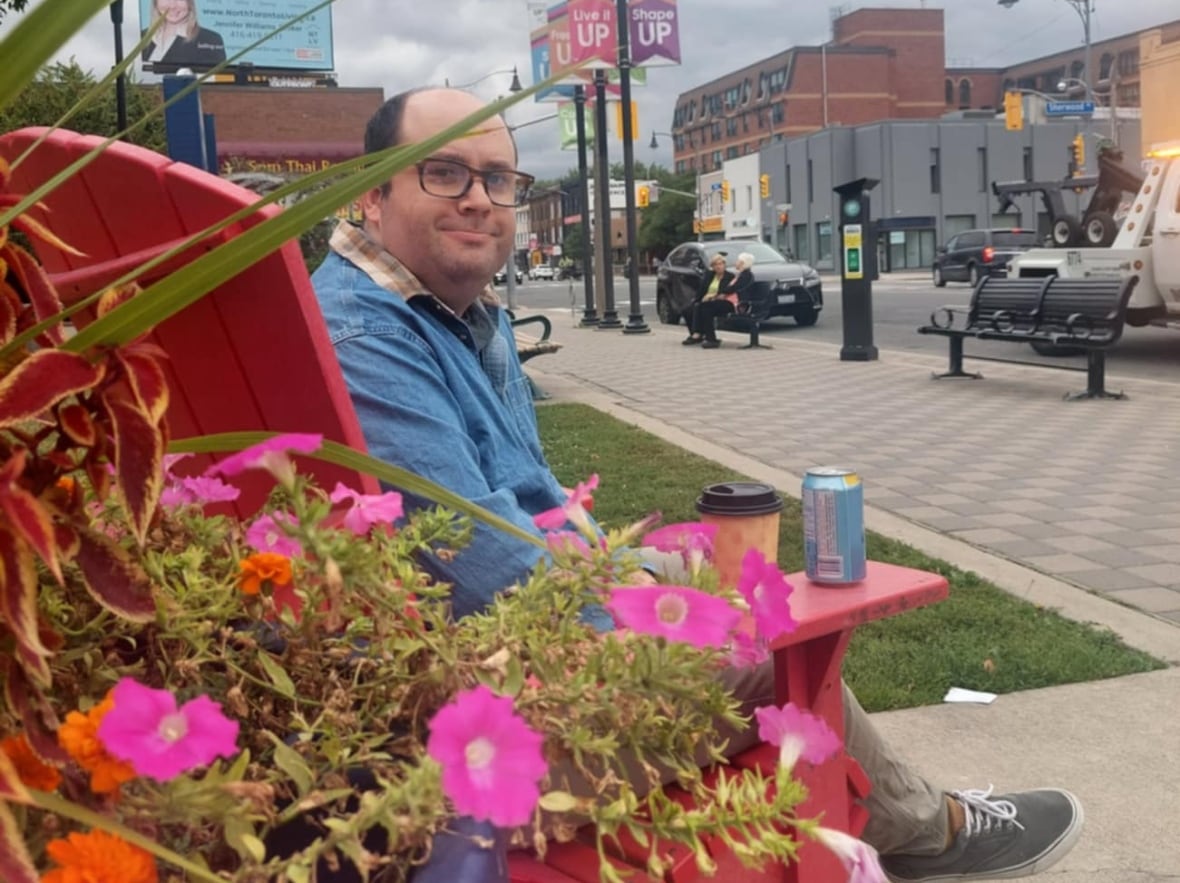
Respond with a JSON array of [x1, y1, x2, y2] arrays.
[[517, 287, 1180, 880]]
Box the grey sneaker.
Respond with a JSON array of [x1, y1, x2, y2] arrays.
[[881, 787, 1084, 881]]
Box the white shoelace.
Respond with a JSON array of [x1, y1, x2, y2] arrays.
[[954, 786, 1025, 837]]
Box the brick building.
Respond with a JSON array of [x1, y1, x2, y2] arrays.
[[670, 5, 1180, 178], [194, 85, 385, 175]]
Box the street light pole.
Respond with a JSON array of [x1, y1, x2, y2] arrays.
[[111, 1, 127, 136], [998, 0, 1093, 90], [650, 130, 703, 238], [444, 67, 524, 93]]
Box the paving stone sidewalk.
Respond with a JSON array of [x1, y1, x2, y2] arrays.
[[530, 316, 1180, 625]]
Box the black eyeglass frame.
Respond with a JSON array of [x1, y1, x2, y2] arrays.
[[415, 158, 535, 208]]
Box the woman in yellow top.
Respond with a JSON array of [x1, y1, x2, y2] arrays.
[[682, 255, 734, 345]]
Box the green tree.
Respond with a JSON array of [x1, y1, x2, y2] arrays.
[[638, 170, 695, 255], [0, 0, 29, 24], [0, 60, 167, 152], [561, 221, 585, 264]]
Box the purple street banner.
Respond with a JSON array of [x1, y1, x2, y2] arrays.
[[527, 1, 649, 101], [567, 0, 618, 69], [628, 0, 680, 67]]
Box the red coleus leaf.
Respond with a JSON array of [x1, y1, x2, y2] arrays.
[[0, 350, 104, 430], [0, 276, 18, 344], [57, 402, 97, 447], [0, 802, 38, 883], [73, 524, 156, 622], [102, 383, 163, 546], [95, 283, 138, 318], [53, 522, 80, 559], [0, 747, 31, 806], [0, 526, 51, 686], [115, 346, 170, 426], [0, 449, 62, 584], [4, 246, 64, 346], [4, 660, 66, 765], [10, 209, 85, 259]]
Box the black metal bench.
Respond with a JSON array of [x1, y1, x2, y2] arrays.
[[506, 311, 561, 400], [716, 280, 775, 349], [917, 274, 1139, 400]]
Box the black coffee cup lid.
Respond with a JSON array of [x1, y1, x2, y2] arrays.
[[695, 481, 784, 516]]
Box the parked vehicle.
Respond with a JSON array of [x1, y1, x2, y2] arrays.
[[655, 240, 823, 327], [529, 264, 555, 280], [931, 228, 1039, 287], [493, 266, 523, 285], [1007, 141, 1180, 333]]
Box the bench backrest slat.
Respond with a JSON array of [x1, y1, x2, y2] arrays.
[[0, 127, 379, 516]]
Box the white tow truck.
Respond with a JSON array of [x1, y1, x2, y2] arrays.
[[1007, 141, 1180, 329]]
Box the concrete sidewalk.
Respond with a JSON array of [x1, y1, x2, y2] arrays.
[[524, 316, 1180, 881]]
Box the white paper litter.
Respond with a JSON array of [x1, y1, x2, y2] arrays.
[[943, 687, 998, 704]]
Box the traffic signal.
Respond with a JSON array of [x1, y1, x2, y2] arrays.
[[721, 180, 730, 202], [637, 185, 650, 208], [1004, 91, 1023, 131], [1071, 134, 1085, 175], [759, 173, 770, 199]]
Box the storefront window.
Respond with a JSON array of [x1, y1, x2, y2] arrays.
[[793, 224, 809, 263], [816, 221, 832, 265]]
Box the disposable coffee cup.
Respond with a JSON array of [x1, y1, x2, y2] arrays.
[[695, 481, 784, 587]]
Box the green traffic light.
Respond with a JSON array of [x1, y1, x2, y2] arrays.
[[842, 198, 862, 219]]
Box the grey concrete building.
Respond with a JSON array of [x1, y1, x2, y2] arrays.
[[757, 117, 1141, 272]]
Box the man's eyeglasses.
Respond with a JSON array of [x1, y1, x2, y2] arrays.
[[416, 158, 535, 208]]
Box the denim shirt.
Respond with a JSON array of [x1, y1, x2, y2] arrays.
[[311, 236, 613, 630]]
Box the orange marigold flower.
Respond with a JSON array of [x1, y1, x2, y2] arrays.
[[56, 696, 136, 795], [238, 552, 293, 596], [41, 829, 158, 883], [55, 476, 76, 494], [0, 734, 61, 792]]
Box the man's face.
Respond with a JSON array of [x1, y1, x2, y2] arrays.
[[363, 90, 517, 310]]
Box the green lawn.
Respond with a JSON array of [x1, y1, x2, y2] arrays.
[[536, 403, 1164, 713]]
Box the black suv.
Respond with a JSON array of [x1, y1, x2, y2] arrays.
[[932, 228, 1039, 287]]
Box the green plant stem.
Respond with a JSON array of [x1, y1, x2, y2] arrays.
[[29, 790, 226, 883]]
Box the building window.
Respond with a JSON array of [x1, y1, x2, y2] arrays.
[[816, 221, 832, 264], [712, 122, 721, 140], [1118, 83, 1140, 105], [1023, 146, 1033, 182], [945, 78, 954, 105], [1117, 49, 1139, 77], [772, 102, 785, 125], [785, 164, 791, 203], [978, 147, 988, 193], [1099, 52, 1114, 81], [726, 146, 739, 159], [1070, 59, 1084, 81], [793, 224, 809, 262], [807, 158, 813, 203], [930, 148, 941, 194], [958, 78, 971, 107], [711, 150, 722, 167], [726, 118, 738, 137]]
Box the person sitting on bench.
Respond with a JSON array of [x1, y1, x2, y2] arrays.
[[309, 86, 1084, 882], [695, 251, 755, 349], [682, 254, 733, 345]]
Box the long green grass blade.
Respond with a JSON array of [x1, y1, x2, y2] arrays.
[[60, 86, 544, 352], [0, 0, 110, 115], [168, 434, 545, 548]]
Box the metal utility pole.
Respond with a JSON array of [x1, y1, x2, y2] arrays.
[[111, 1, 128, 135], [616, 0, 649, 334], [574, 85, 598, 326]]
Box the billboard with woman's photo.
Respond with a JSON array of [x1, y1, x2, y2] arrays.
[[139, 0, 334, 72]]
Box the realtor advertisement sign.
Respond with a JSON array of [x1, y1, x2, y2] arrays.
[[139, 0, 334, 72]]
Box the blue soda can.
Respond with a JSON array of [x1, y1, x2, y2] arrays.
[[802, 467, 867, 584]]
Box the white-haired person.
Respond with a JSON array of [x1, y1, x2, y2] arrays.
[[692, 251, 755, 349]]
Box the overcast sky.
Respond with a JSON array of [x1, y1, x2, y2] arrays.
[[10, 0, 1178, 180]]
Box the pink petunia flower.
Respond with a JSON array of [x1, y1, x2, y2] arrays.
[[754, 702, 842, 772], [545, 530, 595, 559], [606, 585, 741, 649], [246, 511, 302, 557], [728, 630, 770, 669], [426, 685, 547, 827], [736, 549, 797, 643], [812, 827, 888, 883], [533, 474, 598, 534], [97, 678, 240, 782], [208, 433, 323, 484], [328, 483, 404, 536], [643, 522, 718, 574], [160, 454, 241, 509]]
